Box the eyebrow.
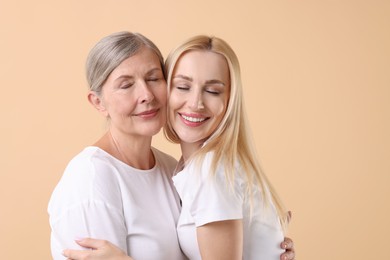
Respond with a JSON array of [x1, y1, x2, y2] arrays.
[[115, 75, 133, 82], [205, 79, 225, 86], [173, 74, 225, 86], [145, 67, 163, 76], [173, 74, 193, 81], [115, 68, 162, 82]]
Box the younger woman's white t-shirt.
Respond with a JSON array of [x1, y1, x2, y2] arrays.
[[172, 153, 284, 260]]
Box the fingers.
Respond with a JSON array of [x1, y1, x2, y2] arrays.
[[280, 249, 295, 260], [63, 248, 92, 260], [62, 238, 107, 260], [280, 237, 295, 260], [75, 238, 109, 249], [281, 237, 294, 251]]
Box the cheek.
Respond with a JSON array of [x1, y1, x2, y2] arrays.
[[116, 104, 133, 116], [155, 84, 168, 105], [214, 100, 228, 118], [113, 96, 137, 115], [168, 92, 181, 111], [168, 93, 183, 123]]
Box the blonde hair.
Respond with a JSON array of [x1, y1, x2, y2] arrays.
[[164, 35, 288, 232], [86, 31, 165, 94]]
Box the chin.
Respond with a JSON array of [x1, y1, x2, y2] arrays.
[[177, 135, 204, 145], [143, 125, 163, 137]]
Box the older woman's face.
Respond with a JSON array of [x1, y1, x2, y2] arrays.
[[98, 46, 167, 137], [169, 50, 230, 146]]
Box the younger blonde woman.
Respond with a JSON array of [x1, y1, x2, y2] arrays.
[[164, 35, 289, 259]]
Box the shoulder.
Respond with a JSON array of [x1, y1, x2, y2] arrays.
[[186, 152, 245, 189], [60, 147, 98, 180], [186, 151, 214, 171], [175, 152, 216, 186], [190, 152, 239, 176], [62, 147, 119, 180], [48, 147, 122, 212], [152, 147, 178, 175], [152, 147, 177, 163], [49, 147, 109, 196]]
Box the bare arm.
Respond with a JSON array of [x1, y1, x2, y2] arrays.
[[62, 238, 132, 260], [196, 221, 295, 260], [61, 234, 295, 260], [197, 219, 243, 260]]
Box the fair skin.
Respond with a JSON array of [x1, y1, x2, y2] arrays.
[[89, 46, 166, 169], [169, 50, 242, 259], [64, 237, 295, 260], [169, 50, 230, 161], [65, 46, 166, 260], [170, 50, 242, 259], [63, 49, 296, 260]]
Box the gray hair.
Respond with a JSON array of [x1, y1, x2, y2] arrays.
[[86, 31, 165, 93]]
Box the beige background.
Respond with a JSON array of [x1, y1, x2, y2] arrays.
[[1, 0, 389, 259]]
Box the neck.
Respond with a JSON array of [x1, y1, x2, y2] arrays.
[[94, 129, 154, 170], [180, 141, 203, 163]]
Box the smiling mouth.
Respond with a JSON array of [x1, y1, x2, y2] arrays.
[[136, 109, 159, 116], [180, 113, 209, 123]]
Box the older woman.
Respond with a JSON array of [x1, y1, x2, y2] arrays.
[[48, 31, 186, 260]]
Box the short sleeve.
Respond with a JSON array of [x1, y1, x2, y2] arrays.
[[50, 201, 127, 260], [48, 150, 128, 259], [186, 158, 244, 227]]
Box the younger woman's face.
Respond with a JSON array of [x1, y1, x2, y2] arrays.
[[169, 50, 230, 147]]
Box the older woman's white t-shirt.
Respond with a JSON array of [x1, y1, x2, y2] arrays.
[[48, 147, 186, 260]]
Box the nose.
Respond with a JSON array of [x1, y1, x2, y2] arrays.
[[189, 89, 204, 110], [139, 81, 154, 104]]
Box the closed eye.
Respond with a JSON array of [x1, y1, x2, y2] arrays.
[[205, 86, 223, 95], [147, 77, 160, 82], [120, 83, 133, 89], [206, 89, 220, 95], [175, 84, 190, 91]]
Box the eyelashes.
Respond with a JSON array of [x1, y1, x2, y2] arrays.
[[174, 84, 221, 95]]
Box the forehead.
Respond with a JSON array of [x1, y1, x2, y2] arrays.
[[112, 47, 162, 76], [174, 50, 230, 80]]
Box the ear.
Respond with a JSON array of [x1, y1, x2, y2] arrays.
[[88, 91, 109, 117]]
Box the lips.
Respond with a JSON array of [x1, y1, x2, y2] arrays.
[[179, 113, 209, 126], [135, 109, 159, 118], [181, 114, 206, 122]]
